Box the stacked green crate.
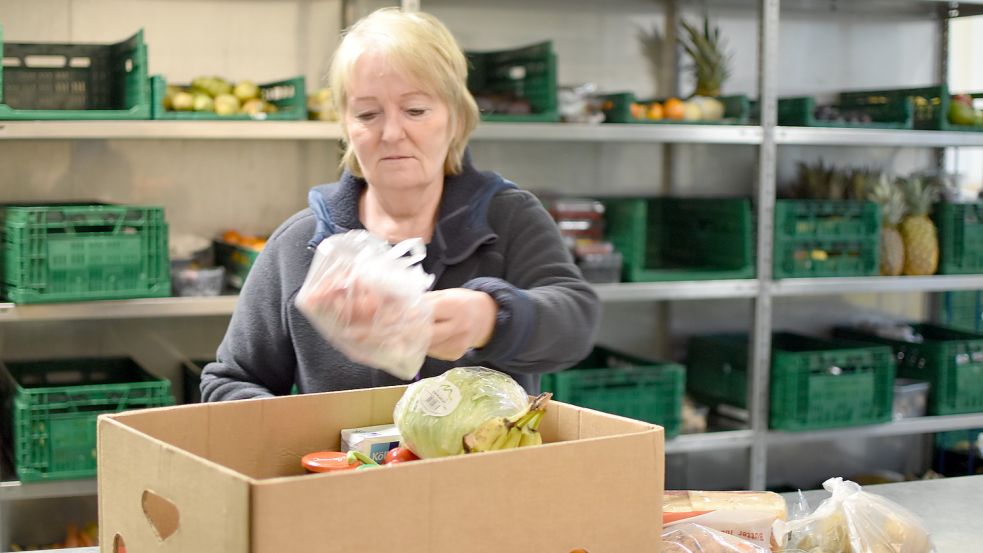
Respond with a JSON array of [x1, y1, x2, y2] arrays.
[[936, 290, 983, 333], [839, 85, 983, 132], [777, 95, 914, 129], [466, 41, 558, 122], [0, 203, 170, 303], [835, 324, 983, 415], [774, 200, 880, 278], [0, 27, 150, 119], [600, 92, 750, 124], [687, 333, 895, 431], [935, 202, 983, 274], [150, 75, 307, 120], [1, 357, 173, 481], [602, 197, 754, 282], [541, 347, 685, 437]]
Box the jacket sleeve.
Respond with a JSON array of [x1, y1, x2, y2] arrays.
[[461, 190, 600, 374], [200, 222, 301, 401]]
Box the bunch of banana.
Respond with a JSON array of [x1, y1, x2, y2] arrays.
[[462, 392, 552, 453]]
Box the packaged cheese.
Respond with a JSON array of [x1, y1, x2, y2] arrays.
[[663, 490, 787, 551], [339, 424, 401, 464]]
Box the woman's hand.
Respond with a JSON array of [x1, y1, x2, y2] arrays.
[[424, 288, 498, 361]]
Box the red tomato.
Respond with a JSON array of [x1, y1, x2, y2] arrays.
[[383, 446, 420, 465]]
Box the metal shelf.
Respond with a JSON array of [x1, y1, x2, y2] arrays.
[[776, 126, 983, 147], [472, 123, 763, 144], [768, 413, 983, 445], [6, 121, 982, 148], [594, 280, 759, 301], [665, 430, 755, 454], [0, 296, 239, 323], [0, 478, 96, 501], [0, 120, 343, 140], [771, 274, 983, 297]]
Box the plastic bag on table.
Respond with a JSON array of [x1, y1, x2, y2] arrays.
[[296, 230, 435, 380], [662, 523, 770, 553], [784, 477, 935, 553]]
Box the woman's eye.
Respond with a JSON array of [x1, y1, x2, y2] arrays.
[[406, 108, 428, 117], [355, 111, 378, 121]]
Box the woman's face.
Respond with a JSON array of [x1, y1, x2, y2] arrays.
[[345, 52, 453, 193]]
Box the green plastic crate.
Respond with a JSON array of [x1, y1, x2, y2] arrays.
[[839, 85, 983, 132], [0, 26, 150, 120], [935, 202, 983, 274], [1, 357, 173, 481], [213, 239, 262, 289], [602, 197, 755, 282], [0, 203, 170, 303], [466, 41, 558, 122], [777, 95, 913, 129], [936, 290, 983, 334], [541, 347, 685, 437], [150, 74, 307, 120], [600, 92, 750, 125], [774, 200, 880, 278], [687, 332, 895, 431], [834, 324, 983, 416]]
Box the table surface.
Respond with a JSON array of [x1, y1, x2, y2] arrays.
[[14, 475, 983, 553]]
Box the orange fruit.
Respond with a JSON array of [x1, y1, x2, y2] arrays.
[[663, 98, 685, 120], [222, 230, 242, 244], [646, 102, 664, 120], [630, 102, 646, 120]]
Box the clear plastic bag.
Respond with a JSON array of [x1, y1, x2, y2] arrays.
[[662, 523, 770, 553], [784, 477, 936, 553], [296, 230, 435, 380]]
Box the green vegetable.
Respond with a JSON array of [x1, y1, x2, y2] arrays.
[[393, 367, 529, 459]]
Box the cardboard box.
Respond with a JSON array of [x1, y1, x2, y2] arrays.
[[98, 385, 664, 553]]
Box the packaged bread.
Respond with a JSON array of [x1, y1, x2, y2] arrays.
[[663, 490, 787, 551], [662, 523, 770, 553]]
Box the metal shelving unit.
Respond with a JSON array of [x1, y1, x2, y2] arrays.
[[1, 0, 982, 503], [6, 120, 983, 148], [0, 479, 97, 502]]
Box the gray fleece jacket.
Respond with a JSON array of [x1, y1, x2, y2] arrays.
[[200, 156, 600, 400]]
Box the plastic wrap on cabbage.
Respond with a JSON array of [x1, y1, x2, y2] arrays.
[[393, 367, 535, 459]]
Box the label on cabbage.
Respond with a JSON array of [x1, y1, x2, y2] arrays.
[[417, 380, 462, 417]]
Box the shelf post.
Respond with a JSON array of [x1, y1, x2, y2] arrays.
[[749, 0, 780, 491]]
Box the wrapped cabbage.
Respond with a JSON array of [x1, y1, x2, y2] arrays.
[[393, 367, 529, 459]]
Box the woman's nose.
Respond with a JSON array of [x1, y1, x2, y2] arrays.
[[381, 112, 406, 142]]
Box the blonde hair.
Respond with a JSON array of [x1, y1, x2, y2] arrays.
[[329, 8, 479, 177]]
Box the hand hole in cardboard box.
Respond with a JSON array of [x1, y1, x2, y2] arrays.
[[113, 534, 127, 553], [142, 489, 179, 540]]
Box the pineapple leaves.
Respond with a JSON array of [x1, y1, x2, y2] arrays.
[[679, 15, 732, 98]]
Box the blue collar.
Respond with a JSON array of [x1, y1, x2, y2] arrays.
[[307, 152, 517, 266]]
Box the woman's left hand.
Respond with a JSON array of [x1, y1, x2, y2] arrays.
[[424, 288, 498, 360]]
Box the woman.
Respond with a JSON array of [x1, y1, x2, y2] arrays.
[[201, 8, 600, 401]]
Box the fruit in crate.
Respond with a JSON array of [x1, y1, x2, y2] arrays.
[[664, 98, 686, 120], [307, 87, 338, 121], [163, 76, 280, 116], [233, 80, 260, 103], [863, 172, 907, 276], [221, 230, 267, 251], [813, 104, 874, 125], [949, 94, 979, 126], [679, 16, 731, 98], [898, 176, 939, 276]]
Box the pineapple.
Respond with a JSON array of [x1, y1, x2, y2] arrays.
[[898, 177, 940, 276], [865, 174, 907, 276], [796, 160, 847, 199], [679, 17, 731, 98]]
